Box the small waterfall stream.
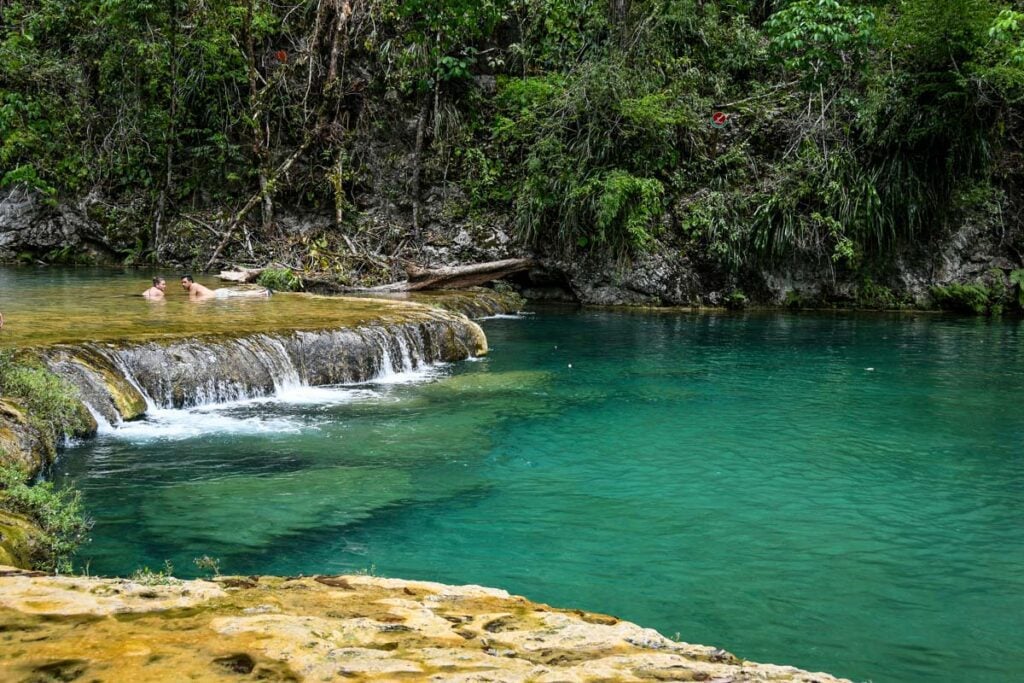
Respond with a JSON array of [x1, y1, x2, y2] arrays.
[[43, 315, 487, 428]]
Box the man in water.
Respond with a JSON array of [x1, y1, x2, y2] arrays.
[[180, 275, 216, 299], [143, 277, 167, 299], [180, 275, 271, 300]]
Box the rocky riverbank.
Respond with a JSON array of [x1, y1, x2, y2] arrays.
[[0, 566, 848, 682]]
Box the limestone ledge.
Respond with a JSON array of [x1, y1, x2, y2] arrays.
[[0, 566, 848, 682]]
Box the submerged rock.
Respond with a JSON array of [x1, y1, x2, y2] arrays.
[[0, 567, 850, 682]]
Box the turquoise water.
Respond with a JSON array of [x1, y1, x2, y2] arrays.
[[54, 308, 1024, 682]]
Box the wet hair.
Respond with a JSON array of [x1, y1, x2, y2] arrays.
[[181, 275, 194, 283], [152, 277, 165, 286]]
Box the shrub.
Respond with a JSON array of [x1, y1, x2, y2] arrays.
[[131, 560, 180, 585], [930, 283, 995, 315], [257, 267, 303, 292], [857, 278, 906, 310], [1010, 269, 1024, 310], [724, 290, 747, 310], [0, 463, 91, 573], [0, 351, 93, 452]]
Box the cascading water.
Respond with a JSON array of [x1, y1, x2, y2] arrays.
[[45, 316, 487, 432]]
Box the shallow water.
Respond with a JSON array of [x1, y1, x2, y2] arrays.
[[0, 266, 431, 347], [48, 302, 1024, 683]]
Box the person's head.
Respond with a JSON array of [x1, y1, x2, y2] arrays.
[[152, 277, 166, 290], [180, 275, 194, 290]]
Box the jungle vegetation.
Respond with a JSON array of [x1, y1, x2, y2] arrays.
[[1, 0, 1022, 281]]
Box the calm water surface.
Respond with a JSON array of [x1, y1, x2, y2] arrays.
[[30, 279, 1024, 683], [0, 266, 432, 347]]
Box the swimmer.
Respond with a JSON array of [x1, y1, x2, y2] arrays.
[[180, 275, 271, 300], [143, 277, 167, 299], [180, 275, 216, 299], [0, 311, 4, 330]]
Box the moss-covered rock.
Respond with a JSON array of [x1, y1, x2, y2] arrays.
[[42, 347, 147, 423], [0, 511, 43, 569], [0, 400, 51, 475]]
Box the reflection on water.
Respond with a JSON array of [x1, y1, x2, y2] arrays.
[[31, 271, 1024, 683]]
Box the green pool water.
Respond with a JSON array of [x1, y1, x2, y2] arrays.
[[34, 285, 1024, 682]]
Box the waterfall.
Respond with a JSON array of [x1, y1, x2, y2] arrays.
[[394, 329, 416, 372], [45, 314, 487, 422]]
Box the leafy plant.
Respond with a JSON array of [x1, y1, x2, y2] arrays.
[[0, 351, 93, 453], [131, 560, 179, 585], [857, 278, 905, 310], [0, 463, 91, 574], [766, 0, 876, 90], [931, 283, 996, 315], [1010, 269, 1024, 310], [193, 555, 221, 578], [724, 290, 747, 310], [257, 267, 303, 292]]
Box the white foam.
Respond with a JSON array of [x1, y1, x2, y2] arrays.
[[349, 362, 448, 386], [98, 351, 450, 441], [109, 407, 306, 442], [83, 403, 118, 435], [477, 313, 529, 320], [190, 385, 378, 410]]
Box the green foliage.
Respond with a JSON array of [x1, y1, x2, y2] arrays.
[[43, 245, 95, 266], [193, 555, 221, 578], [0, 464, 91, 573], [575, 171, 664, 251], [0, 352, 92, 452], [2, 0, 1023, 284], [857, 278, 907, 310], [784, 289, 813, 310], [1010, 269, 1024, 309], [723, 290, 747, 310], [930, 283, 999, 316], [257, 267, 303, 292], [497, 55, 696, 255], [131, 560, 179, 585], [766, 0, 876, 90]]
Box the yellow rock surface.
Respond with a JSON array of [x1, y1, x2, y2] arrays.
[[0, 567, 849, 682]]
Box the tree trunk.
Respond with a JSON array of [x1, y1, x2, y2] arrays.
[[154, 0, 180, 255], [410, 92, 431, 238], [331, 148, 346, 226], [244, 0, 273, 234], [370, 258, 536, 292], [609, 0, 632, 45]]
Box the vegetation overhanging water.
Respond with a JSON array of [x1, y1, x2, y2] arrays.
[[16, 271, 1016, 683]]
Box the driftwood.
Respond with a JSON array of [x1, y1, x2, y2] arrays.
[[370, 258, 535, 292], [218, 267, 265, 283]]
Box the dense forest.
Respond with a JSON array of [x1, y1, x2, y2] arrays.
[[2, 0, 1023, 309]]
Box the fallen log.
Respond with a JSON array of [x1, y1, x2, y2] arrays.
[[218, 267, 265, 283], [370, 258, 535, 292]]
